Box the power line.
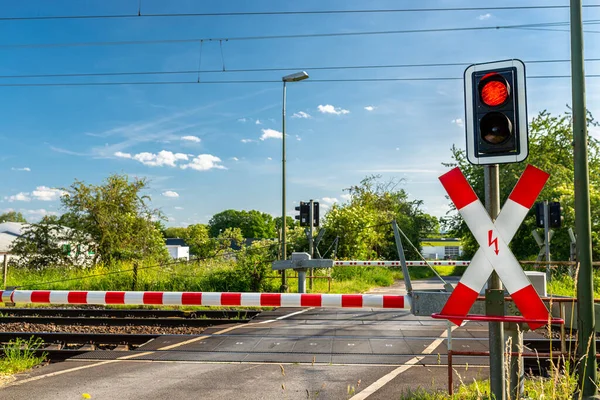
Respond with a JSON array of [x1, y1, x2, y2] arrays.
[[0, 75, 598, 87], [1, 5, 599, 21], [1, 20, 598, 49], [1, 58, 599, 80]]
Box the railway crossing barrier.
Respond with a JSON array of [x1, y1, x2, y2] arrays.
[[1, 289, 411, 309]]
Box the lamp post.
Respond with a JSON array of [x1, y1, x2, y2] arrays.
[[281, 71, 309, 292]]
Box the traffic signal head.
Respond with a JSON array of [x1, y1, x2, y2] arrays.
[[313, 202, 320, 227], [549, 202, 563, 229], [294, 202, 310, 226], [535, 202, 545, 228], [464, 59, 528, 165]]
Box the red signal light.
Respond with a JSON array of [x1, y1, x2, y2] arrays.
[[481, 81, 509, 107]]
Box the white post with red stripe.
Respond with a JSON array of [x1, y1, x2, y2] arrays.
[[1, 290, 411, 309], [438, 165, 550, 329]]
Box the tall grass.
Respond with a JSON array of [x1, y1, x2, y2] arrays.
[[5, 259, 466, 297], [0, 337, 46, 375]]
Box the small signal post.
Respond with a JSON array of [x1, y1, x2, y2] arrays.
[[461, 59, 533, 399]]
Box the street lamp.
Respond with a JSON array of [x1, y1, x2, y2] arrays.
[[281, 71, 309, 292]]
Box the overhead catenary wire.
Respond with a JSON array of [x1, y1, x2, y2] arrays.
[[0, 75, 598, 87], [2, 58, 599, 80], [0, 20, 597, 49], [1, 5, 599, 21]]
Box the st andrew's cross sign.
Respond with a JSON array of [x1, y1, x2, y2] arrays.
[[438, 165, 550, 330]]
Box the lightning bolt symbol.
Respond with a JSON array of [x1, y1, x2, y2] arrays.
[[488, 230, 499, 255]]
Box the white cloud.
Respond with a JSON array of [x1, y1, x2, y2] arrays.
[[292, 111, 311, 119], [260, 128, 283, 141], [115, 149, 224, 171], [32, 186, 66, 201], [478, 13, 492, 20], [364, 106, 375, 111], [24, 209, 58, 218], [162, 190, 179, 198], [114, 151, 132, 159], [174, 206, 184, 210], [11, 167, 31, 172], [6, 193, 31, 202], [451, 118, 464, 128], [133, 150, 189, 167], [181, 154, 226, 171], [318, 104, 350, 115], [296, 135, 301, 141], [181, 135, 201, 143], [396, 147, 400, 151], [267, 157, 273, 161], [255, 119, 262, 125], [241, 139, 255, 143], [231, 157, 239, 161], [321, 197, 338, 206], [237, 118, 247, 123], [340, 193, 352, 201]]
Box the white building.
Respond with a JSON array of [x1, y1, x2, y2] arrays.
[[165, 238, 190, 261], [0, 222, 95, 265], [420, 238, 463, 260]]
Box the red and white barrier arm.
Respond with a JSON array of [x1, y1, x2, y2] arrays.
[[333, 261, 470, 267], [1, 290, 411, 309]]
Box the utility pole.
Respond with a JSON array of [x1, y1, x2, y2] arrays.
[[570, 0, 597, 397], [281, 81, 288, 293], [484, 164, 506, 400], [308, 199, 314, 290]]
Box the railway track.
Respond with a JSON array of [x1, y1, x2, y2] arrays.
[[0, 307, 259, 327], [0, 307, 261, 319], [0, 307, 262, 362]]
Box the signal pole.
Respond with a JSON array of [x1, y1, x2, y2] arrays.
[[543, 201, 551, 281], [484, 164, 505, 400], [570, 0, 597, 397]]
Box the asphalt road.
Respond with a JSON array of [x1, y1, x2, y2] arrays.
[[0, 278, 532, 399]]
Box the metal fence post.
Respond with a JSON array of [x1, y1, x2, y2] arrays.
[[3, 254, 8, 289]]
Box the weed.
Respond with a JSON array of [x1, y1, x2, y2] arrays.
[[0, 337, 47, 375]]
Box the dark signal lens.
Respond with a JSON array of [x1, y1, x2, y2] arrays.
[[480, 112, 512, 145]]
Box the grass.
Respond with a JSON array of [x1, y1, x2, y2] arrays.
[[0, 337, 47, 376], [6, 259, 243, 292], [399, 373, 577, 399], [547, 268, 600, 299], [4, 260, 463, 297]]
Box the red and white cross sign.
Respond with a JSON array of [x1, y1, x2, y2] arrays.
[[439, 165, 550, 330]]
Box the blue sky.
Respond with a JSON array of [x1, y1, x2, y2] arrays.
[[0, 0, 598, 226]]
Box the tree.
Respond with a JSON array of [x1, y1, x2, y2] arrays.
[[321, 175, 438, 260], [60, 174, 168, 265], [274, 216, 297, 231], [0, 211, 26, 223], [442, 110, 600, 261], [208, 210, 276, 239]]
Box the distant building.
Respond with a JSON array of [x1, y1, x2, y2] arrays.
[[420, 238, 463, 260], [165, 238, 190, 261], [0, 221, 95, 265]]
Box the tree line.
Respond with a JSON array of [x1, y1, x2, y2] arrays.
[[2, 175, 439, 269]]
